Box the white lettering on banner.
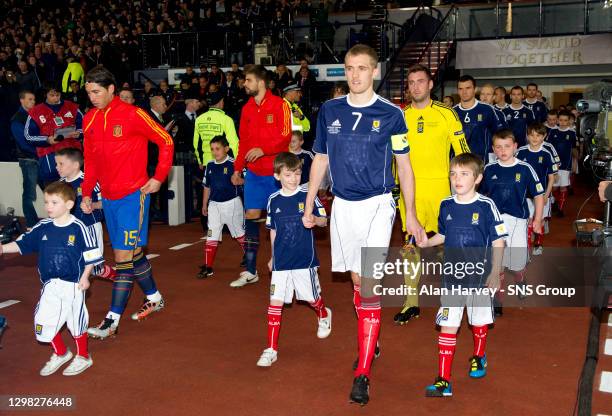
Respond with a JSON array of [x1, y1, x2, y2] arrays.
[[456, 34, 612, 69]]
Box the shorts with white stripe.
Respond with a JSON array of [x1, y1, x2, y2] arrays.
[[207, 197, 245, 241], [34, 279, 88, 342], [270, 268, 321, 304], [330, 193, 396, 276], [435, 294, 494, 327], [502, 213, 528, 271], [88, 222, 104, 266]]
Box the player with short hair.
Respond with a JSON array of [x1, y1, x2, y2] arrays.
[[55, 147, 116, 280], [524, 83, 548, 123], [418, 153, 506, 397], [289, 130, 314, 185], [479, 129, 544, 316], [229, 64, 292, 288], [502, 86, 536, 147], [479, 83, 507, 130], [199, 135, 246, 279], [0, 181, 102, 376], [82, 66, 174, 339], [304, 44, 425, 405], [454, 75, 505, 163], [517, 123, 558, 255], [548, 110, 577, 217], [256, 152, 331, 367], [493, 86, 508, 111], [394, 64, 469, 325]]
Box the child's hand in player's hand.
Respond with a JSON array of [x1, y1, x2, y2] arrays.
[[302, 212, 315, 228], [532, 218, 543, 234], [267, 258, 272, 272], [202, 205, 208, 216], [231, 172, 244, 186], [81, 196, 93, 214], [78, 277, 90, 291], [416, 235, 429, 248]]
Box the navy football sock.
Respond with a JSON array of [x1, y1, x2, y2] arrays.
[[133, 251, 158, 296], [110, 260, 134, 315]]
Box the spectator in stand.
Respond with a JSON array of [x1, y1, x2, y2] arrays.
[[181, 65, 199, 84], [230, 62, 243, 79], [294, 65, 316, 109], [274, 63, 292, 91], [142, 80, 158, 106], [119, 88, 136, 105], [158, 79, 176, 110], [209, 64, 226, 87], [16, 60, 40, 92], [61, 54, 84, 93], [199, 64, 209, 80], [64, 80, 88, 112], [197, 76, 210, 101]]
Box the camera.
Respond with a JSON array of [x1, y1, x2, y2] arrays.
[[0, 208, 23, 244]]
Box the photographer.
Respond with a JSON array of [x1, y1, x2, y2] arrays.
[[598, 181, 612, 202]]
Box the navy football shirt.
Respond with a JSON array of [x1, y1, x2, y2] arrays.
[[502, 105, 535, 147], [454, 100, 505, 162], [523, 99, 548, 123], [479, 159, 544, 219], [517, 145, 557, 191], [16, 216, 102, 283], [547, 127, 577, 171], [203, 157, 240, 202], [294, 149, 314, 185], [438, 193, 508, 287], [313, 94, 408, 201], [266, 186, 326, 271], [62, 172, 103, 226]]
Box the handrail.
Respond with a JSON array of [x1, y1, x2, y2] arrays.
[[374, 2, 431, 94], [136, 72, 159, 89], [412, 4, 456, 72]]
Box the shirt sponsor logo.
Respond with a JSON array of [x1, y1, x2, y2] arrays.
[[113, 125, 123, 137]]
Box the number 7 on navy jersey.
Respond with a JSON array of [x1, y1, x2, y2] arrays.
[[351, 112, 362, 131]]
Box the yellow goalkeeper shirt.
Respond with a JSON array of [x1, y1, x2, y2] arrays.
[[404, 100, 469, 179]]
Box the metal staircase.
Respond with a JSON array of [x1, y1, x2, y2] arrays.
[[377, 5, 457, 104]]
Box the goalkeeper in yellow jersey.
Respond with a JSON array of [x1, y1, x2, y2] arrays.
[[394, 64, 470, 325]]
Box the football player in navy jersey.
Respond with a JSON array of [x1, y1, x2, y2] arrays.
[[517, 124, 557, 255], [200, 135, 246, 278], [454, 75, 504, 163], [418, 153, 506, 398], [480, 130, 544, 316], [304, 44, 425, 405], [479, 83, 507, 130], [0, 182, 101, 376], [493, 86, 508, 112], [256, 153, 331, 368], [523, 83, 548, 123], [502, 86, 535, 147], [288, 130, 314, 185], [548, 111, 577, 217]]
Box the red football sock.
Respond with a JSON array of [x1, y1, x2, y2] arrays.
[[98, 264, 117, 280], [236, 235, 246, 253], [472, 325, 488, 357], [534, 232, 543, 246], [267, 305, 283, 351], [204, 240, 219, 268], [51, 332, 67, 356], [558, 187, 568, 211], [438, 333, 457, 380], [496, 272, 506, 302], [514, 268, 526, 283], [352, 283, 361, 316], [310, 297, 328, 319], [73, 333, 89, 358], [354, 305, 381, 377], [527, 223, 534, 251]]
